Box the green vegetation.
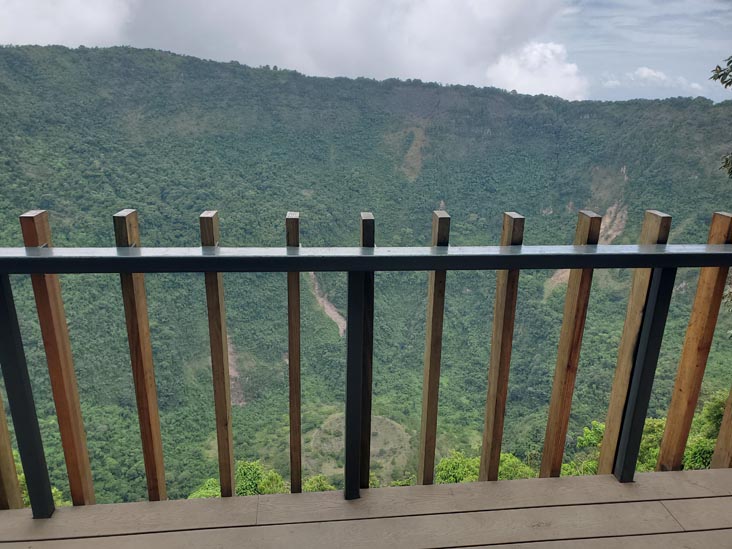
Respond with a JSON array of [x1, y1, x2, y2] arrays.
[[712, 56, 732, 88], [418, 392, 727, 487], [303, 474, 336, 492], [188, 389, 725, 493], [434, 451, 535, 483], [189, 461, 335, 497], [711, 55, 731, 178], [13, 450, 69, 507], [0, 45, 731, 503], [189, 460, 288, 498]]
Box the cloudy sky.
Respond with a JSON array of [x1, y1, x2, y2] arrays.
[[1, 0, 730, 101]]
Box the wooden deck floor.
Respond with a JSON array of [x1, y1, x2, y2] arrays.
[[0, 469, 731, 547]]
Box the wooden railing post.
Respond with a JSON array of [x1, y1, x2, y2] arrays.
[[0, 390, 22, 509], [20, 210, 95, 505], [359, 212, 375, 489], [658, 212, 732, 471], [540, 210, 601, 478], [418, 210, 450, 485], [200, 211, 235, 497], [345, 270, 366, 500], [614, 267, 677, 481], [286, 212, 302, 494], [113, 209, 166, 501], [712, 389, 732, 468], [598, 210, 671, 474], [0, 274, 54, 518], [479, 212, 524, 481]]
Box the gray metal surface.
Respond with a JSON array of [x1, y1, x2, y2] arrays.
[[345, 271, 365, 500], [0, 275, 55, 518], [613, 267, 677, 482], [1, 244, 732, 273]]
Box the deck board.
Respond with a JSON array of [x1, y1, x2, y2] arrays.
[[0, 496, 258, 542], [662, 495, 732, 530], [257, 469, 732, 525], [0, 469, 730, 547], [2, 501, 681, 548], [481, 529, 732, 548]]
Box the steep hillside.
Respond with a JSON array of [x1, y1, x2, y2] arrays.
[[0, 45, 730, 501]]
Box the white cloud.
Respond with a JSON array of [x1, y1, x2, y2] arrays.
[[615, 66, 707, 95], [0, 0, 724, 101], [629, 66, 668, 83], [0, 0, 569, 91], [0, 0, 133, 46], [484, 42, 589, 100], [123, 0, 565, 87]]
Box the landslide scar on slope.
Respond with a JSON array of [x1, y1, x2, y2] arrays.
[[544, 201, 628, 299], [309, 272, 346, 337], [544, 163, 630, 299], [385, 121, 428, 182]]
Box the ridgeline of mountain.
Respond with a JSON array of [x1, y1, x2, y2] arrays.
[[1, 45, 731, 502]]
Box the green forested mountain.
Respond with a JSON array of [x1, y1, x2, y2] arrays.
[[0, 45, 730, 502]]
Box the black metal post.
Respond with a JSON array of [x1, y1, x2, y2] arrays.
[[613, 267, 676, 482], [0, 274, 55, 518], [345, 271, 365, 500], [359, 269, 374, 489]]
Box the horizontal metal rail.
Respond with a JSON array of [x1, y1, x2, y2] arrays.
[[1, 244, 732, 274], [3, 239, 732, 507]]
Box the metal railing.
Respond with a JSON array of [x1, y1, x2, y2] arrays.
[[1, 208, 731, 518]]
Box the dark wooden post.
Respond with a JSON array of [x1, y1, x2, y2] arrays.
[[418, 211, 450, 485], [657, 212, 732, 471], [114, 209, 166, 501], [20, 210, 95, 505], [479, 212, 524, 481], [541, 210, 601, 478], [200, 211, 235, 497], [712, 390, 732, 468], [0, 390, 22, 509]]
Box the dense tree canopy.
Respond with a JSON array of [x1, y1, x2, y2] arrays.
[[711, 55, 732, 178], [1, 46, 731, 503]]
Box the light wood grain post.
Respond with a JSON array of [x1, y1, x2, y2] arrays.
[[113, 209, 166, 501], [479, 212, 524, 481], [418, 210, 450, 485], [0, 392, 22, 509], [20, 210, 95, 506], [540, 210, 602, 478], [286, 212, 302, 494], [712, 389, 732, 468], [598, 210, 671, 474], [200, 211, 235, 497], [359, 212, 375, 489], [658, 212, 732, 471]]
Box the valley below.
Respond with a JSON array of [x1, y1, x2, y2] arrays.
[[0, 45, 731, 501]]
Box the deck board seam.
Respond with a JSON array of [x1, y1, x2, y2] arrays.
[[254, 492, 732, 526], [255, 494, 261, 525], [437, 527, 732, 548], [9, 520, 732, 547], [659, 500, 687, 532]]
